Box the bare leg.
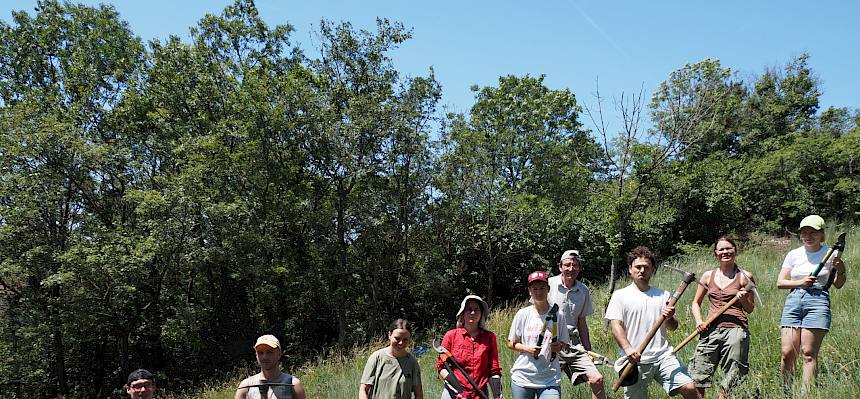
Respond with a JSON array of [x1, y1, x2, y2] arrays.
[[676, 382, 703, 399], [799, 328, 827, 390], [585, 371, 606, 399], [780, 327, 800, 388]]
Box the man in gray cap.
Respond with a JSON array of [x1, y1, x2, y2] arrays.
[[549, 250, 606, 399], [235, 334, 306, 399]]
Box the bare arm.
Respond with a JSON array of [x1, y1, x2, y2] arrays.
[[413, 383, 424, 399], [576, 315, 592, 351], [609, 319, 639, 363], [292, 377, 306, 399], [690, 272, 709, 330], [738, 272, 755, 313], [508, 338, 540, 357], [662, 305, 679, 331], [359, 383, 372, 399], [777, 267, 815, 289], [832, 257, 847, 289]]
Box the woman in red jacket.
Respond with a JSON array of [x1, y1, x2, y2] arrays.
[[436, 295, 503, 399]]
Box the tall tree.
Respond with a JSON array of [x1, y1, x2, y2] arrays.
[[302, 18, 436, 345], [436, 75, 598, 305], [0, 0, 144, 396], [739, 53, 820, 156]]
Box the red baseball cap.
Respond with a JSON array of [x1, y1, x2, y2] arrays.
[[527, 270, 549, 285]]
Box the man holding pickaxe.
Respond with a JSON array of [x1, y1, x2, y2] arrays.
[[605, 246, 701, 399]]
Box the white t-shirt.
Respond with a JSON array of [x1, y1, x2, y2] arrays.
[[604, 284, 672, 363], [508, 305, 570, 387], [782, 245, 832, 288]]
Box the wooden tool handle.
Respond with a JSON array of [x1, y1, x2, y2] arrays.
[[612, 272, 695, 392], [673, 295, 741, 353]]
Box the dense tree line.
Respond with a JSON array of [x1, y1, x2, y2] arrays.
[[1, 1, 858, 397]]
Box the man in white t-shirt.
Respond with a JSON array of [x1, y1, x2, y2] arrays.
[[549, 250, 606, 399], [604, 246, 700, 399]]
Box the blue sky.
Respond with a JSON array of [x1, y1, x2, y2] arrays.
[[4, 0, 859, 132]]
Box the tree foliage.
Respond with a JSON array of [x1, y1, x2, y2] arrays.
[[1, 2, 859, 397]]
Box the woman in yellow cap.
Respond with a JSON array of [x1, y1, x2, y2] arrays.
[[776, 215, 846, 393]]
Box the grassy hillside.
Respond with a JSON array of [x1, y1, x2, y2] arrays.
[[175, 228, 860, 398]]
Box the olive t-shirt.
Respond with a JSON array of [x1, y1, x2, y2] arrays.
[[360, 348, 422, 398]]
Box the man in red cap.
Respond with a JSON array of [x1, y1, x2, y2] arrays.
[[235, 334, 306, 399]]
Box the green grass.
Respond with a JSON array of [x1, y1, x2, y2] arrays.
[[175, 228, 860, 398]]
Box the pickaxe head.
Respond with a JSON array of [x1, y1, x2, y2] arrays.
[[660, 263, 698, 286]]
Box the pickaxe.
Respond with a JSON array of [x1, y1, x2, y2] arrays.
[[664, 262, 762, 307], [612, 267, 696, 392], [673, 269, 758, 353]]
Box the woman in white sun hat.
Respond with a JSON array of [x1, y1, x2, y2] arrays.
[[436, 295, 503, 399]]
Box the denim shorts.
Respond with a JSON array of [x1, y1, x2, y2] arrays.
[[780, 288, 831, 330], [510, 384, 560, 399], [619, 352, 694, 399]]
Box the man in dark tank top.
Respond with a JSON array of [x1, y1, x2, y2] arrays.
[[235, 335, 307, 399]]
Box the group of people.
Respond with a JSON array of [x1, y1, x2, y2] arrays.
[[358, 215, 846, 399], [124, 335, 307, 399], [124, 214, 845, 398]]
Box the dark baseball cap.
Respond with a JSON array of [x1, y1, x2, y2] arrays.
[[127, 369, 154, 384]]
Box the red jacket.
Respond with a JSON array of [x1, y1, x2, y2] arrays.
[[435, 327, 502, 396]]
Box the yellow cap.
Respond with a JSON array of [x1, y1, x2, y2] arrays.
[[798, 215, 825, 231], [254, 334, 281, 350]]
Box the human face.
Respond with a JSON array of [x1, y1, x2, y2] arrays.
[[714, 240, 736, 264], [388, 328, 411, 354], [799, 227, 824, 250], [126, 379, 155, 399], [255, 345, 282, 372], [559, 257, 581, 280], [628, 257, 654, 285], [528, 281, 549, 302], [461, 299, 483, 326]]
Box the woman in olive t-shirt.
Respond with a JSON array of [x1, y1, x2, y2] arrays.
[[360, 319, 424, 399]]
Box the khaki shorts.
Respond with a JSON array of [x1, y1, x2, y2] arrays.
[[687, 327, 749, 390], [558, 345, 601, 385]]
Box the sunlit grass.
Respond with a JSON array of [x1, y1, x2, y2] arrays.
[[178, 227, 859, 398]]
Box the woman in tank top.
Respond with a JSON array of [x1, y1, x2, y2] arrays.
[[687, 237, 755, 399]]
